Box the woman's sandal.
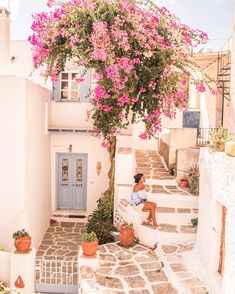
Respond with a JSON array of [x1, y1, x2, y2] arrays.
[[142, 220, 151, 226], [152, 224, 162, 230]]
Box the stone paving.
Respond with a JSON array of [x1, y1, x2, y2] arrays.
[[80, 242, 208, 294], [79, 149, 207, 293], [37, 221, 86, 260], [36, 221, 86, 287], [135, 150, 194, 196], [36, 149, 207, 293]]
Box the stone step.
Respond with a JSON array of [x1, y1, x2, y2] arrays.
[[145, 178, 178, 186], [148, 194, 199, 209], [135, 223, 197, 248], [156, 209, 198, 226]]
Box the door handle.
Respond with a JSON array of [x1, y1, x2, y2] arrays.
[[61, 183, 68, 186], [75, 183, 83, 186]]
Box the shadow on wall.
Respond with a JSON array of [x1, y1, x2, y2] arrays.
[[158, 139, 169, 167]]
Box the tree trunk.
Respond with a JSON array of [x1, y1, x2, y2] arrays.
[[229, 6, 235, 134], [103, 135, 116, 199]]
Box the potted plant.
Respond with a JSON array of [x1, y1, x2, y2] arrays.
[[179, 178, 189, 188], [188, 164, 200, 195], [209, 128, 228, 152], [81, 232, 98, 256], [119, 222, 134, 247], [12, 229, 31, 253]]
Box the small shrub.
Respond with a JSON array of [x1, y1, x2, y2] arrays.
[[188, 165, 199, 195], [0, 281, 20, 294], [209, 128, 228, 152], [82, 232, 98, 243], [12, 229, 29, 240], [191, 218, 198, 227], [86, 193, 117, 244]]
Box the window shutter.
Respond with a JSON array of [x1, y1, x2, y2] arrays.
[[52, 78, 61, 102], [79, 69, 91, 103]]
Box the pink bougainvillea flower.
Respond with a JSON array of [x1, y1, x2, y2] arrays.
[[103, 105, 113, 112], [132, 97, 139, 102], [29, 0, 214, 139], [139, 133, 148, 140], [196, 82, 206, 93], [93, 72, 104, 81], [101, 141, 110, 148], [149, 81, 156, 90], [74, 75, 85, 84]]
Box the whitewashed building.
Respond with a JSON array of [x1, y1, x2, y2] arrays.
[[0, 6, 111, 252]]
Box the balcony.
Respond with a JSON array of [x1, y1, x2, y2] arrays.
[[196, 128, 219, 146]]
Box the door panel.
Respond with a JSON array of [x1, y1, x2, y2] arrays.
[[57, 154, 87, 210]]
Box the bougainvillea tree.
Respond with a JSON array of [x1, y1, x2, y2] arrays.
[[29, 0, 212, 142]]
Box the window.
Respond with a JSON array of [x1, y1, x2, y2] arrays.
[[52, 68, 92, 102], [61, 72, 80, 101]]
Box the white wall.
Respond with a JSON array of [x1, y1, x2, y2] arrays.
[[176, 148, 200, 180], [0, 76, 26, 251], [25, 79, 51, 249], [192, 149, 235, 294], [159, 128, 197, 166], [0, 76, 51, 251], [48, 102, 94, 129], [51, 134, 110, 215], [10, 41, 33, 76]]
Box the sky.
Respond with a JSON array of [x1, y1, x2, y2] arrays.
[[0, 0, 234, 50]]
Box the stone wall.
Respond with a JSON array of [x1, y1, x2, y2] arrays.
[[193, 148, 235, 294], [158, 128, 197, 168], [176, 148, 200, 181]]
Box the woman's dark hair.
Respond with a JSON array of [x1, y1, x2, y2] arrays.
[[134, 173, 144, 184]]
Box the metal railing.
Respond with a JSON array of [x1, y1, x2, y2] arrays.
[[197, 128, 219, 146], [35, 257, 78, 294]]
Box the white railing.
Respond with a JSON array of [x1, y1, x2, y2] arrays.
[[35, 257, 78, 294], [197, 128, 219, 146]]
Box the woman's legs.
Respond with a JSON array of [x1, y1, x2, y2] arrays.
[[142, 202, 158, 228]]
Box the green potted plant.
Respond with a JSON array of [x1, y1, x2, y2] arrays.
[[119, 222, 134, 247], [209, 128, 228, 152], [188, 165, 200, 195], [81, 232, 98, 256], [12, 229, 31, 253]]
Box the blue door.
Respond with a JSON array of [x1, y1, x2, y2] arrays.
[[57, 153, 87, 210]]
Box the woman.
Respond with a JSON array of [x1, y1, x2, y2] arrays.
[[131, 173, 160, 229]]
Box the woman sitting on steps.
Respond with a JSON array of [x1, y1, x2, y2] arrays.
[[131, 173, 161, 230]]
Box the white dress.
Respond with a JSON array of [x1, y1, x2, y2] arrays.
[[131, 189, 147, 212]]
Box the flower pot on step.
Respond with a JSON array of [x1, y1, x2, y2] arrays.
[[82, 240, 98, 256], [179, 179, 188, 188], [119, 224, 134, 247], [14, 237, 31, 253]]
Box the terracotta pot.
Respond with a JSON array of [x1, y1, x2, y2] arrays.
[[14, 275, 25, 288], [82, 240, 98, 256], [225, 141, 235, 157], [179, 179, 188, 188], [14, 236, 31, 253], [119, 225, 134, 247]]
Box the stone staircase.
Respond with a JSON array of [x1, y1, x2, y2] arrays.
[[78, 149, 207, 294], [116, 149, 199, 247]]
